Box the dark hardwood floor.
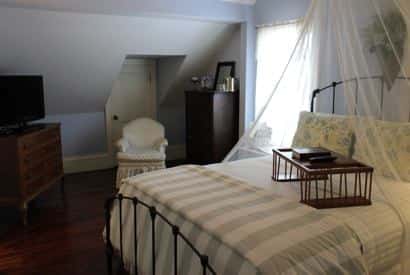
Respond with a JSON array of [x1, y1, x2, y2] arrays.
[[0, 169, 115, 275], [0, 160, 186, 275]]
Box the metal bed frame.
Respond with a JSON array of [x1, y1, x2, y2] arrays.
[[310, 76, 410, 118], [104, 75, 409, 275], [105, 194, 216, 275]]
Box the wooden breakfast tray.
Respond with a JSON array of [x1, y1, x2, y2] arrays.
[[272, 148, 374, 209]]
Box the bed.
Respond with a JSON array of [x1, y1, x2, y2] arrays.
[[105, 158, 409, 274], [209, 157, 410, 274], [104, 79, 410, 275]]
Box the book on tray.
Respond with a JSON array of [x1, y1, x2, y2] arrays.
[[292, 147, 331, 161]]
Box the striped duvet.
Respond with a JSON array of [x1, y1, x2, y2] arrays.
[[108, 165, 367, 274]]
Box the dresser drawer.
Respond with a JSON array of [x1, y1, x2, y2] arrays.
[[21, 162, 45, 182], [19, 128, 60, 153], [21, 141, 61, 169], [25, 176, 45, 196], [44, 158, 63, 181], [0, 124, 63, 220], [22, 156, 62, 196]]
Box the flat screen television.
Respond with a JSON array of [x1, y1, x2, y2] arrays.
[[0, 75, 45, 127]]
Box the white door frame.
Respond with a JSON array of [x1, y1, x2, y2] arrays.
[[105, 58, 157, 157]]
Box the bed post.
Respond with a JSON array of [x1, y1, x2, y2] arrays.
[[332, 82, 337, 114], [118, 194, 125, 273], [172, 225, 179, 275], [310, 89, 321, 112], [104, 195, 217, 275], [201, 255, 209, 275], [133, 197, 139, 275], [149, 206, 157, 275], [105, 198, 115, 275]]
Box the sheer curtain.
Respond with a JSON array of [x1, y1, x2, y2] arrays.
[[255, 21, 302, 116], [226, 0, 410, 272], [254, 20, 314, 149], [225, 7, 322, 160]]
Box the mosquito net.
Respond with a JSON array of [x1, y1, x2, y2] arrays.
[[225, 0, 410, 272]]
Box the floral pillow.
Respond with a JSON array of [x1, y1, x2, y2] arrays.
[[353, 119, 410, 182], [292, 111, 354, 157]]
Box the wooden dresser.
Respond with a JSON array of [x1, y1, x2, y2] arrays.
[[185, 90, 239, 164], [0, 124, 64, 225]]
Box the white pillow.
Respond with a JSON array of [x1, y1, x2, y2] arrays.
[[353, 119, 410, 182]]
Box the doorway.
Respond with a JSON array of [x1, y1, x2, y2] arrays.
[[106, 58, 157, 157]]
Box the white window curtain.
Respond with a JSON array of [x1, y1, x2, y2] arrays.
[[253, 20, 318, 147], [255, 21, 302, 115], [225, 7, 323, 160]]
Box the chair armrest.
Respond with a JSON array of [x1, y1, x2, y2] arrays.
[[154, 137, 168, 153], [116, 138, 130, 152]]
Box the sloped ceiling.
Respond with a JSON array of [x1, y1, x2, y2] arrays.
[[0, 7, 241, 115], [158, 23, 240, 106]]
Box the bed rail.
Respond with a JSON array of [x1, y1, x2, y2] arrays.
[[310, 76, 410, 119], [105, 194, 216, 275]]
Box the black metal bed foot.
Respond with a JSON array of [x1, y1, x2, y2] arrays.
[[104, 194, 217, 275]]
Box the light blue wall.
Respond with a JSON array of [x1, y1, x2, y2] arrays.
[[254, 0, 311, 25], [41, 113, 107, 156], [0, 6, 248, 157], [155, 24, 242, 146], [156, 56, 187, 146], [243, 12, 257, 130], [0, 1, 315, 158]]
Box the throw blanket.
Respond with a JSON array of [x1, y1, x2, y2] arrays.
[[109, 165, 367, 275]]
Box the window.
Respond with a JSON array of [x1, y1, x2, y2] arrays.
[[255, 21, 302, 115], [253, 20, 317, 147]]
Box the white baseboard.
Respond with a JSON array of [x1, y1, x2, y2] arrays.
[[63, 154, 116, 174], [166, 144, 186, 160], [64, 145, 185, 174]]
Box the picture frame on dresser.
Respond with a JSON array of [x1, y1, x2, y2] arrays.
[[213, 61, 236, 90]]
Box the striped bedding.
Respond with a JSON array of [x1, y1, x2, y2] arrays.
[[108, 165, 367, 275], [209, 156, 407, 274]]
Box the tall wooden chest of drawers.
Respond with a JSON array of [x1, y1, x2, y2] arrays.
[[185, 90, 239, 164], [0, 124, 64, 225]]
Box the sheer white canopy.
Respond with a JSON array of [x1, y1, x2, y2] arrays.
[[225, 0, 410, 272]]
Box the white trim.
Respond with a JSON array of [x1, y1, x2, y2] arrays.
[[256, 18, 304, 29], [63, 154, 116, 174], [166, 144, 186, 160], [222, 0, 256, 5], [63, 145, 185, 174], [123, 58, 156, 66]]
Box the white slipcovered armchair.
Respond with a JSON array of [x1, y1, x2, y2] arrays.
[[115, 118, 168, 188]]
